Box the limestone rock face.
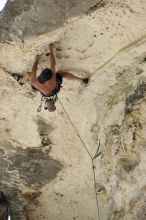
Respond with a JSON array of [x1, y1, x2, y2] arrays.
[[0, 0, 98, 42], [0, 0, 146, 219]]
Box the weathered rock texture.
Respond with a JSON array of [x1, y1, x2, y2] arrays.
[[0, 0, 98, 42], [0, 0, 146, 219]]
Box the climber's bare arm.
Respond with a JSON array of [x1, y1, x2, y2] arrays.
[[59, 70, 82, 81], [59, 70, 89, 84], [49, 44, 56, 77], [22, 55, 40, 83], [31, 55, 40, 77]]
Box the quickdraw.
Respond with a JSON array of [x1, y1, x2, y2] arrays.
[[37, 94, 58, 112], [37, 95, 46, 112]]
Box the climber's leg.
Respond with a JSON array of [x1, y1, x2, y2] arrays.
[[59, 70, 89, 84]]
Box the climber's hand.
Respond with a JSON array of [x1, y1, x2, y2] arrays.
[[49, 43, 55, 50], [82, 78, 89, 85], [35, 55, 41, 62]]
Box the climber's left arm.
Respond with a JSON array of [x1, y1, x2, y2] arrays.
[[22, 55, 40, 83], [31, 55, 40, 77]]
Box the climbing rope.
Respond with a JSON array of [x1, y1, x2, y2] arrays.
[[58, 97, 100, 220]]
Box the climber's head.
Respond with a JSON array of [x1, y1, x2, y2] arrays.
[[45, 100, 56, 112]]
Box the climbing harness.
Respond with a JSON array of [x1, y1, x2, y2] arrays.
[[37, 93, 58, 112], [37, 77, 62, 112], [58, 98, 101, 220]]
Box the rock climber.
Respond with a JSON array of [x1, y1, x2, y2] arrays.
[[24, 43, 89, 112]]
